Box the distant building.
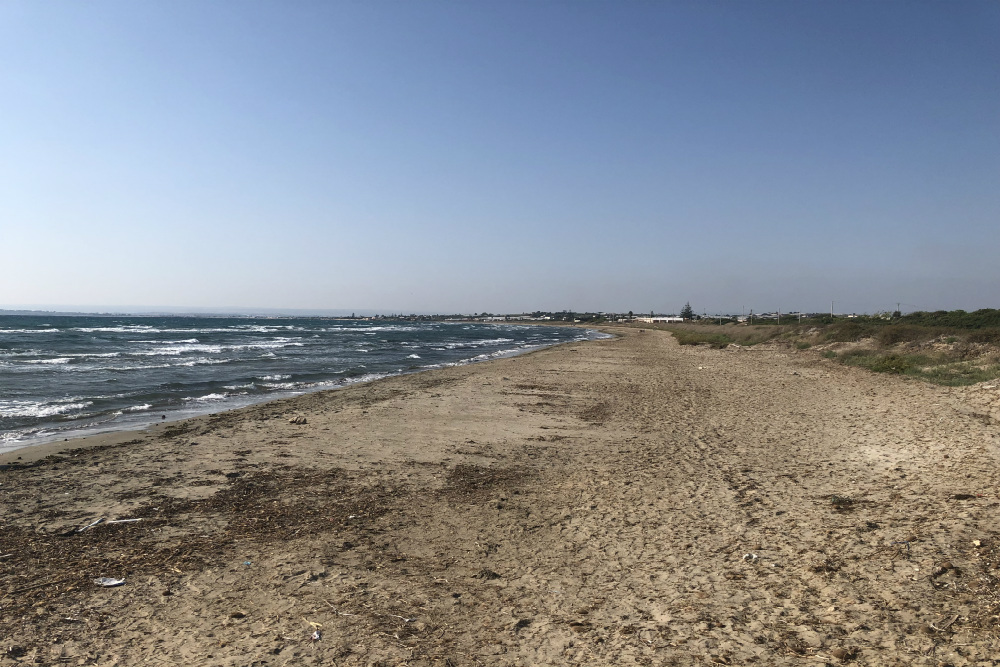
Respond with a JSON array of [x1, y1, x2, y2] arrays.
[[635, 316, 684, 323]]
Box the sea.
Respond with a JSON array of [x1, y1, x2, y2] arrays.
[[0, 315, 604, 453]]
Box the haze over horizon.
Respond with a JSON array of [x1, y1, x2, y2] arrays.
[[3, 2, 998, 315]]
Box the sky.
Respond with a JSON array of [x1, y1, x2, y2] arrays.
[[1, 1, 998, 315]]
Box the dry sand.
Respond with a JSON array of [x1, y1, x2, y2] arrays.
[[2, 326, 1000, 666]]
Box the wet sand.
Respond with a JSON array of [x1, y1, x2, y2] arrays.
[[2, 326, 1000, 665]]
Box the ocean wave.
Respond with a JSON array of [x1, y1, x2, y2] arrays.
[[74, 326, 156, 333], [407, 354, 421, 359], [176, 358, 230, 367], [257, 374, 291, 381], [182, 393, 228, 402], [101, 363, 174, 371], [23, 357, 72, 365], [441, 337, 515, 349], [124, 404, 152, 412], [144, 344, 224, 355], [223, 383, 256, 390], [346, 326, 420, 333], [0, 329, 61, 334], [259, 381, 301, 390], [0, 399, 93, 418]]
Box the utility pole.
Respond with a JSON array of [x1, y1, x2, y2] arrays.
[[778, 308, 781, 325], [831, 301, 835, 319]]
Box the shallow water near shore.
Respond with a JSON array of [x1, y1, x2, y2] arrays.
[[0, 315, 601, 451]]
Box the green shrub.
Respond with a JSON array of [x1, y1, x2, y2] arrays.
[[967, 329, 1000, 345], [868, 354, 918, 374], [796, 341, 811, 350], [822, 350, 837, 359], [827, 322, 876, 342], [875, 325, 927, 347]]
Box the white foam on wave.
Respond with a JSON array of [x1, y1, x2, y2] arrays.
[[407, 354, 421, 359], [144, 344, 224, 356], [24, 357, 72, 365], [0, 329, 61, 334], [442, 337, 515, 350], [259, 381, 301, 390], [177, 358, 229, 367], [223, 383, 256, 390], [125, 404, 152, 412], [0, 399, 93, 418], [182, 393, 228, 402], [230, 339, 305, 351], [349, 326, 420, 333], [74, 326, 156, 333], [257, 374, 291, 381]]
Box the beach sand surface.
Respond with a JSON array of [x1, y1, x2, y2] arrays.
[[2, 327, 1000, 665]]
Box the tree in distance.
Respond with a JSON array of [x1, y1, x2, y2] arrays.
[[680, 302, 695, 320]]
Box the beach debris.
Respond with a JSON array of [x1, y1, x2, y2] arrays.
[[325, 601, 356, 616], [931, 561, 954, 578], [243, 560, 252, 566], [973, 539, 982, 547], [288, 415, 307, 424], [829, 647, 857, 661], [106, 518, 143, 525], [0, 553, 13, 560], [930, 614, 960, 632], [385, 613, 415, 623], [77, 517, 105, 532], [311, 630, 321, 641], [476, 568, 502, 580], [93, 577, 125, 587], [742, 553, 758, 563]]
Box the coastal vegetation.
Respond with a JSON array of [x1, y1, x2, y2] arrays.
[[648, 309, 1000, 386]]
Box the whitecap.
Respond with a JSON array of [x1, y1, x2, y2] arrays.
[[0, 399, 93, 418], [182, 393, 228, 402], [0, 328, 61, 334]]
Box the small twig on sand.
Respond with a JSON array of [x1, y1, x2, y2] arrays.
[[325, 601, 356, 616], [385, 613, 415, 623], [77, 518, 104, 532]]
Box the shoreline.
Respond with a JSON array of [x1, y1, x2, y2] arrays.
[[3, 326, 998, 664], [0, 324, 606, 460]]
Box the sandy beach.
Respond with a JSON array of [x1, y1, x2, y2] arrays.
[[3, 326, 999, 666]]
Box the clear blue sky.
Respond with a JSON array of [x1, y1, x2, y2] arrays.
[[2, 1, 997, 315]]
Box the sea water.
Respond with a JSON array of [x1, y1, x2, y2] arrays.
[[0, 316, 603, 451]]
